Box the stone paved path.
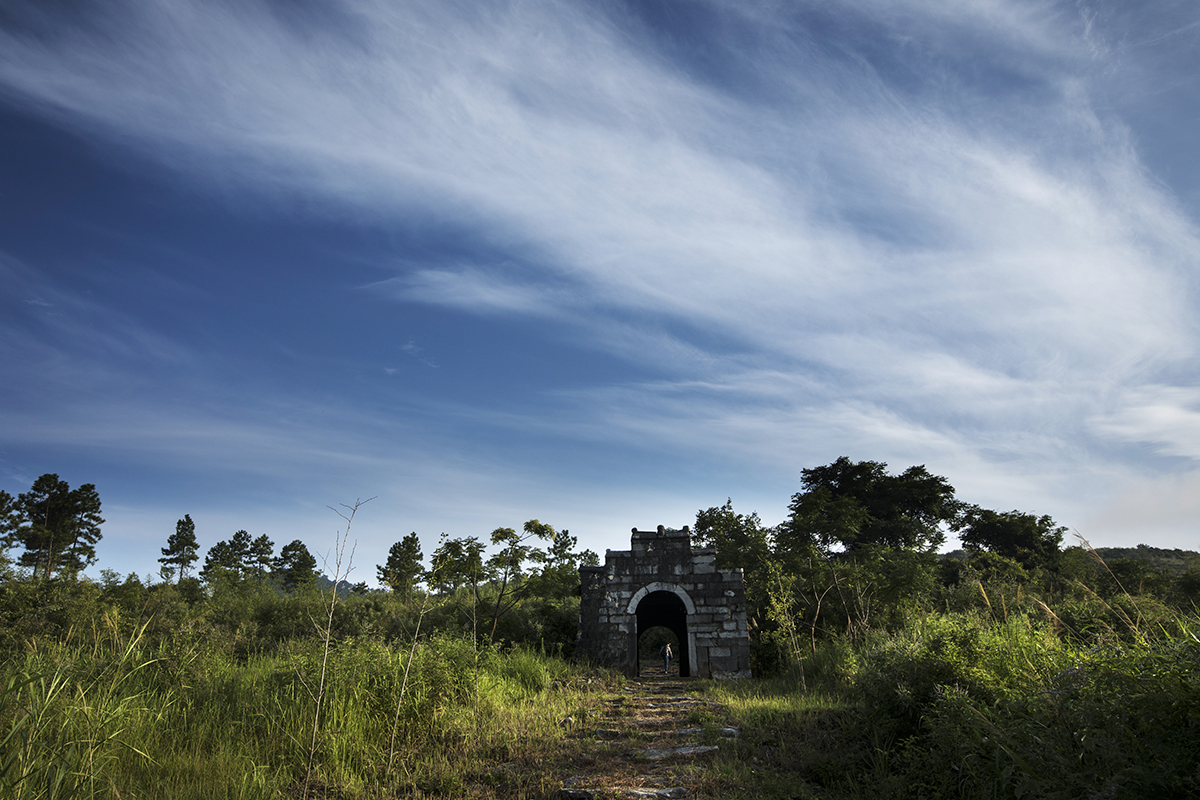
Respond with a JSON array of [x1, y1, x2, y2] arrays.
[[558, 675, 737, 799]]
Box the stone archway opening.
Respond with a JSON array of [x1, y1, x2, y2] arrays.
[[637, 626, 680, 677], [634, 590, 691, 677]]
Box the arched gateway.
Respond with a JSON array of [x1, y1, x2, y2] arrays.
[[576, 526, 752, 679]]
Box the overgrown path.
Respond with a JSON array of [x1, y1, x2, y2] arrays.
[[557, 674, 738, 799]]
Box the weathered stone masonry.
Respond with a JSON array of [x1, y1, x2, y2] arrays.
[[577, 526, 752, 679]]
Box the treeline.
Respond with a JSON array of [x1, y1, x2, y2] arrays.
[[4, 463, 1200, 665], [0, 475, 602, 660]]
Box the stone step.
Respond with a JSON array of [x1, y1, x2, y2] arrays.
[[665, 726, 739, 738], [626, 744, 720, 761], [561, 787, 688, 799]]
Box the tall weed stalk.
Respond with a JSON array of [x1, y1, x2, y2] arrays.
[[303, 497, 370, 796]]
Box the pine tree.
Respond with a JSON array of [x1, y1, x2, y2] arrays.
[[274, 539, 318, 591], [200, 530, 254, 583], [248, 534, 275, 578], [377, 532, 424, 595], [159, 514, 200, 582], [13, 474, 103, 579]]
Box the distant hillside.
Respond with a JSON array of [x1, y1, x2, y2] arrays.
[[1093, 544, 1200, 575], [314, 574, 373, 596], [942, 544, 1200, 575]]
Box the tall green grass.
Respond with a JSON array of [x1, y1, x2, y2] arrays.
[[0, 626, 615, 799], [878, 615, 1200, 798]]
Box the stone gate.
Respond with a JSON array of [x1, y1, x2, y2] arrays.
[[577, 525, 752, 679]]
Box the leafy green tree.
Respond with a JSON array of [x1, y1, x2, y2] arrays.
[[542, 526, 577, 568], [700, 501, 772, 633], [958, 508, 1066, 572], [694, 499, 775, 632], [159, 514, 200, 582], [778, 485, 868, 558], [531, 526, 592, 599], [1175, 565, 1200, 607], [429, 536, 486, 594], [785, 457, 963, 552], [757, 459, 962, 661], [1053, 545, 1104, 586], [694, 499, 773, 569], [487, 520, 554, 640], [200, 540, 237, 583], [962, 550, 1031, 586], [229, 529, 253, 568], [0, 489, 16, 542], [378, 532, 424, 595], [1099, 558, 1173, 599], [273, 539, 318, 591], [12, 474, 104, 579]]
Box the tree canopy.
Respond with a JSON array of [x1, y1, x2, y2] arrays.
[[377, 533, 424, 595], [783, 457, 963, 553], [273, 539, 318, 591], [200, 529, 274, 583], [9, 474, 104, 579], [959, 508, 1066, 571], [487, 521, 555, 640], [429, 536, 486, 594], [532, 526, 598, 598], [694, 499, 772, 569]]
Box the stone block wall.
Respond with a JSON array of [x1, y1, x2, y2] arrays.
[[577, 526, 752, 679]]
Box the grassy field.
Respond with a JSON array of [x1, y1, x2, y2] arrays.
[[2, 625, 620, 799], [3, 604, 1197, 799]]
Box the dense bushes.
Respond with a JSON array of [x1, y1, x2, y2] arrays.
[[854, 614, 1063, 740], [716, 527, 1200, 800], [868, 619, 1200, 799], [710, 608, 1200, 800]]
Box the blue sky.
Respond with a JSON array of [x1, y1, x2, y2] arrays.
[[2, 0, 1199, 582]]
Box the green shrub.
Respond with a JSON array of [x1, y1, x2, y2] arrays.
[[854, 613, 1062, 740], [887, 624, 1200, 799]]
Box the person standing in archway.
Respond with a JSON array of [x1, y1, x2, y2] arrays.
[[661, 642, 672, 675]]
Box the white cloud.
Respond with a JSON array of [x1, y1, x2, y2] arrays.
[[386, 267, 573, 317], [3, 0, 1200, 554], [2, 2, 1192, 354], [1091, 386, 1200, 460]]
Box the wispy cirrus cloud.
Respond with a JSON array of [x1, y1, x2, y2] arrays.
[[2, 0, 1199, 561], [1091, 386, 1200, 461]]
